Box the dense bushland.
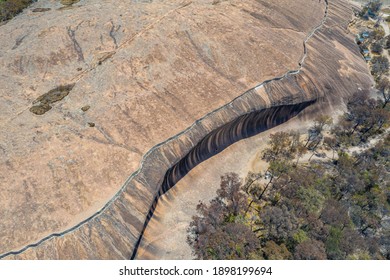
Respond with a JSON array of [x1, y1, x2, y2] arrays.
[[188, 92, 390, 260]]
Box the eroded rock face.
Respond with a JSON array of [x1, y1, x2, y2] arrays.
[[0, 0, 372, 259]]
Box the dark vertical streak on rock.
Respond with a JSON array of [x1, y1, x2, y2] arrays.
[[67, 24, 84, 62], [12, 34, 27, 50], [109, 20, 121, 48]]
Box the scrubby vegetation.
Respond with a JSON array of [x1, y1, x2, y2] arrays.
[[355, 1, 389, 100], [377, 77, 390, 107], [0, 0, 34, 22], [371, 55, 389, 77], [187, 92, 390, 260], [359, 1, 383, 19]]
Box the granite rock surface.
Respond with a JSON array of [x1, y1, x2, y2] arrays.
[[0, 0, 372, 259]]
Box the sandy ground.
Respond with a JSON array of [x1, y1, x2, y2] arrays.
[[135, 116, 313, 260]]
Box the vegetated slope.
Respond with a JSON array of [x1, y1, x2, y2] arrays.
[[187, 92, 390, 260], [0, 0, 35, 22], [0, 0, 370, 259]]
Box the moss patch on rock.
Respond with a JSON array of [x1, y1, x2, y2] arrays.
[[81, 105, 90, 112], [30, 84, 75, 115], [60, 0, 80, 6], [30, 104, 52, 115]]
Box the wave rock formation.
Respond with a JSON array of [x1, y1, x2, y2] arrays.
[[0, 0, 372, 259]]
